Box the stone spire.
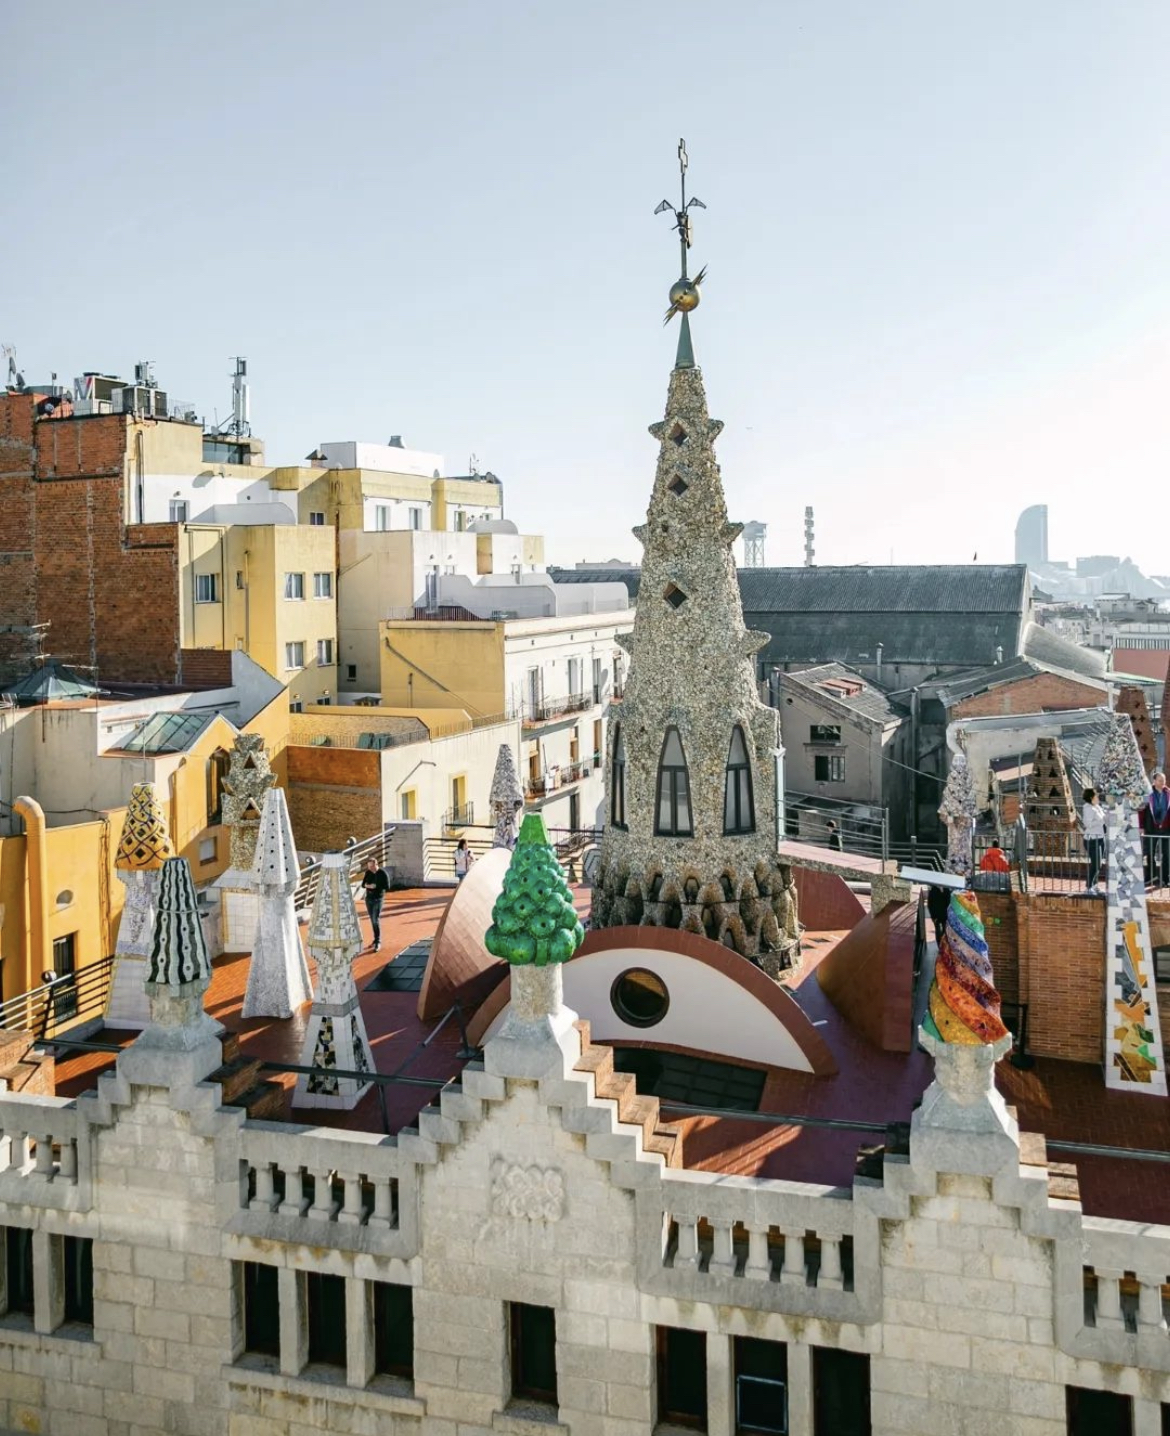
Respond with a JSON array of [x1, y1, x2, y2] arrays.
[[221, 733, 276, 873], [106, 782, 173, 1030], [295, 852, 374, 1110], [938, 752, 978, 877], [489, 743, 524, 849], [119, 856, 223, 1087], [592, 155, 796, 964], [242, 787, 312, 1019]]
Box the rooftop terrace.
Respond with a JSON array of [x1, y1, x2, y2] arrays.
[[47, 883, 1170, 1226]]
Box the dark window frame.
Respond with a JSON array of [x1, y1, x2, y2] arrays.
[[62, 1235, 94, 1326], [734, 1335, 788, 1435], [655, 727, 694, 837], [657, 1325, 708, 1430], [611, 722, 627, 829], [306, 1270, 347, 1369], [3, 1226, 35, 1319], [812, 1346, 870, 1436], [1066, 1385, 1133, 1436], [814, 753, 846, 784], [373, 1281, 414, 1380], [509, 1302, 558, 1406], [241, 1261, 280, 1360], [723, 725, 756, 835], [51, 933, 78, 1020]]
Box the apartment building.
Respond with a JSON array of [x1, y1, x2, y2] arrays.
[[379, 603, 632, 833]]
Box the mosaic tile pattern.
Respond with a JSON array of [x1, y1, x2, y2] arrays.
[[1104, 805, 1166, 1094], [115, 783, 172, 872], [306, 1016, 339, 1096]]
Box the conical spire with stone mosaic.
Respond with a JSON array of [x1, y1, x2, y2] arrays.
[[592, 283, 796, 962]]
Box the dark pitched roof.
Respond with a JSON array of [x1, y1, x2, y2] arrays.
[[780, 663, 903, 725], [737, 565, 1028, 614], [552, 564, 1031, 669]]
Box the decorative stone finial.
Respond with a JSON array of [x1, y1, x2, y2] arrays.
[[251, 784, 299, 894], [119, 857, 223, 1085], [923, 891, 1009, 1046], [242, 787, 312, 1019], [295, 851, 374, 1109], [938, 753, 978, 877], [485, 814, 583, 966], [147, 858, 212, 993], [221, 734, 276, 872], [107, 782, 173, 1030], [483, 815, 583, 1079], [115, 783, 172, 871], [914, 889, 1016, 1170], [489, 744, 525, 850]]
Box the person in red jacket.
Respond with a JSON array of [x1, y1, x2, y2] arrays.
[[1141, 770, 1170, 890], [979, 841, 1010, 874]]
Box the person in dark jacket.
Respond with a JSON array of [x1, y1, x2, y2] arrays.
[[926, 886, 949, 945], [1141, 770, 1170, 889], [361, 858, 391, 951]]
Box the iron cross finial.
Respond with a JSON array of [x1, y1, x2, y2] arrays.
[[655, 138, 708, 331]]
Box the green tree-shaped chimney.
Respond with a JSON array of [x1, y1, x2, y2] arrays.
[[485, 814, 584, 966]]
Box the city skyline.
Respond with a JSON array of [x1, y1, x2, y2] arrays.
[[8, 1, 1170, 574]]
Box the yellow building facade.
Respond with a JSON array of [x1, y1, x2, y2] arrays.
[[0, 688, 290, 1004], [179, 522, 338, 708]]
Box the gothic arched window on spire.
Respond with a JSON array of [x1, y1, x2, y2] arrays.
[[611, 723, 627, 830], [655, 727, 693, 837], [723, 726, 756, 835]]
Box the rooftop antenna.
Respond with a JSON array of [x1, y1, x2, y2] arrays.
[[804, 506, 815, 567], [468, 452, 479, 476], [216, 357, 251, 438], [2, 344, 26, 392]]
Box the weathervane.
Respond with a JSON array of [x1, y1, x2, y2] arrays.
[[655, 138, 707, 328]]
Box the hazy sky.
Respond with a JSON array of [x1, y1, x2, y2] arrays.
[[7, 2, 1170, 573]]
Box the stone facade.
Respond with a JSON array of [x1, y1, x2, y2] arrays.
[[3, 977, 1170, 1432], [592, 357, 797, 963]]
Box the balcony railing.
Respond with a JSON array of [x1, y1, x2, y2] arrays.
[[521, 693, 593, 726], [0, 956, 116, 1038], [443, 803, 475, 829], [524, 760, 595, 800]]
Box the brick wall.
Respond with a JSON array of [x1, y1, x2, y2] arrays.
[[0, 395, 181, 685], [286, 744, 382, 851], [179, 648, 234, 688], [982, 889, 1105, 1063], [953, 671, 1107, 718]]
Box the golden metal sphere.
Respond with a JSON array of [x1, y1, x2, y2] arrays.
[[669, 278, 701, 313]]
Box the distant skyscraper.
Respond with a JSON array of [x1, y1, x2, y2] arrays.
[[1015, 505, 1048, 567]]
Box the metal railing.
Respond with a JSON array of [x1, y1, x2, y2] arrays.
[[783, 791, 890, 863], [423, 834, 494, 880], [442, 803, 475, 830], [521, 693, 594, 726], [524, 759, 595, 799], [423, 826, 601, 882], [0, 956, 116, 1037], [293, 830, 396, 915]]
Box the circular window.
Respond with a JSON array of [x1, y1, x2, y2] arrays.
[[56, 890, 74, 908], [611, 968, 669, 1029]]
